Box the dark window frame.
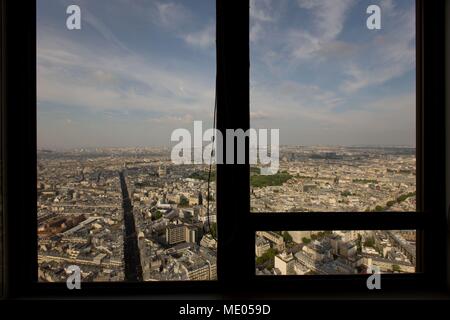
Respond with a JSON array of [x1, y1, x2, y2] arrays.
[[219, 0, 447, 296], [0, 0, 447, 299]]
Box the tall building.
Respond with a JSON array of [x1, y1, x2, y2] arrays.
[[274, 252, 295, 275], [255, 236, 270, 257], [165, 223, 198, 245], [158, 166, 167, 177], [166, 224, 185, 245], [185, 226, 197, 244]]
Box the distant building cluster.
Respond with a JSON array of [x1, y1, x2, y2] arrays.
[[251, 146, 416, 212]]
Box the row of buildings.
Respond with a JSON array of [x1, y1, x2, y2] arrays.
[[256, 230, 416, 276]]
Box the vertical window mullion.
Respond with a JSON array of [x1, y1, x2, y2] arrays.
[[216, 0, 252, 285]]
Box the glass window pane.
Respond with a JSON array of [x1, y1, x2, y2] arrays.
[[37, 0, 216, 282], [255, 230, 416, 275], [250, 0, 416, 213]]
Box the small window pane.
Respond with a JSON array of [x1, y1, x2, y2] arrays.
[[255, 230, 416, 275]]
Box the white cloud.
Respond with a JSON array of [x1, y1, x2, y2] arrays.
[[288, 0, 355, 60], [251, 81, 344, 128], [155, 1, 192, 29], [37, 27, 215, 122], [250, 23, 263, 43], [380, 0, 396, 14], [83, 8, 130, 53], [252, 80, 415, 145], [340, 4, 415, 92], [297, 0, 354, 39], [250, 110, 270, 121], [252, 1, 415, 92], [250, 0, 275, 22], [37, 0, 216, 149], [250, 0, 278, 43], [250, 0, 416, 146], [147, 114, 194, 124], [182, 23, 215, 49]]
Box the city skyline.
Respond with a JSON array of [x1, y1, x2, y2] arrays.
[[38, 143, 416, 152]]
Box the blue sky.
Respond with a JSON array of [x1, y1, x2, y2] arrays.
[[37, 0, 216, 149], [251, 0, 415, 146], [37, 0, 415, 149]]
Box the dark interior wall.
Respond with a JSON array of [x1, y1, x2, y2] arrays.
[[445, 0, 450, 292], [0, 0, 5, 300]]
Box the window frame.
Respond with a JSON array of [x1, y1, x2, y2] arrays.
[[0, 0, 448, 299], [219, 0, 447, 294]]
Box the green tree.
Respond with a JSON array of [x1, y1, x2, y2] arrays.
[[209, 223, 217, 239], [152, 210, 163, 220], [341, 190, 351, 197], [386, 200, 396, 208], [364, 237, 375, 248], [282, 231, 293, 243], [255, 248, 277, 269], [356, 234, 362, 253], [392, 265, 401, 272], [189, 171, 216, 181], [250, 172, 293, 188], [179, 196, 189, 207]]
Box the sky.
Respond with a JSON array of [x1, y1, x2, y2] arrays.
[[37, 0, 216, 149], [37, 0, 415, 149], [251, 0, 416, 146]]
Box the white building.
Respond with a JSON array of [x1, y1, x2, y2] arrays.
[[255, 236, 270, 257], [274, 252, 295, 275]]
